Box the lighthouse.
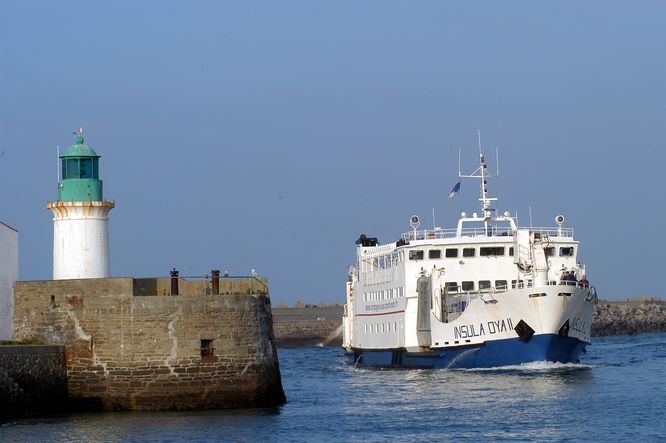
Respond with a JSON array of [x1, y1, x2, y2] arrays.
[[47, 130, 114, 279]]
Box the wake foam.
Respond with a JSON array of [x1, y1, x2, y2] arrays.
[[457, 360, 595, 372]]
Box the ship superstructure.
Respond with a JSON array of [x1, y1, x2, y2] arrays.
[[342, 140, 597, 368]]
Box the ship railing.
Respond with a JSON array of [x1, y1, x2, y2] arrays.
[[401, 226, 574, 241], [445, 280, 590, 295], [546, 280, 591, 289], [442, 284, 522, 319]]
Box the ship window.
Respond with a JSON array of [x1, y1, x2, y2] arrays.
[[445, 282, 458, 293], [364, 324, 367, 333], [560, 247, 574, 257], [479, 280, 491, 290], [409, 250, 424, 260], [463, 248, 475, 257], [462, 281, 475, 291], [545, 247, 555, 257], [480, 247, 505, 256], [509, 247, 514, 256], [445, 248, 458, 258], [558, 292, 572, 297], [511, 279, 524, 289], [428, 249, 441, 259], [394, 322, 397, 332], [529, 293, 547, 298], [495, 280, 508, 290]]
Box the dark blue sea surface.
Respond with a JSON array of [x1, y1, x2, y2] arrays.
[[1, 333, 665, 442]]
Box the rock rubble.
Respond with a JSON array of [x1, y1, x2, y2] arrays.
[[592, 301, 666, 337]]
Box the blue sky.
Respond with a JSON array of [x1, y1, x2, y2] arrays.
[[0, 1, 664, 304]]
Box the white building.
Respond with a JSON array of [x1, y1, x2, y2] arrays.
[[0, 221, 18, 340]]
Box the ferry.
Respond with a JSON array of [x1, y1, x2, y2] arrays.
[[342, 141, 597, 369]]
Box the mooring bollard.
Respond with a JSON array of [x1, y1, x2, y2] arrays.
[[211, 269, 220, 295], [170, 268, 179, 295]]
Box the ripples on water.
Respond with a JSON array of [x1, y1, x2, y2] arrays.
[[2, 333, 665, 442]]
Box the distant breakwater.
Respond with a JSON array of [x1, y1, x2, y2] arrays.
[[273, 300, 666, 347], [593, 300, 665, 336], [272, 307, 343, 348]]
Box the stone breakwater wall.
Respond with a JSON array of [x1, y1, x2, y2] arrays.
[[13, 278, 285, 411], [0, 345, 68, 420], [272, 306, 344, 347], [593, 301, 666, 336], [273, 320, 342, 347]]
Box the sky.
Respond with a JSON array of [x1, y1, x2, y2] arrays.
[[0, 1, 664, 305]]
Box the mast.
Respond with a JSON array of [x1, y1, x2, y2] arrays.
[[459, 130, 499, 234]]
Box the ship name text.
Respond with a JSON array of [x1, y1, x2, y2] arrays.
[[365, 300, 399, 312], [454, 318, 514, 339]]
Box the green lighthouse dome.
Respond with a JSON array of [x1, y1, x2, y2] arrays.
[[60, 135, 100, 158], [58, 133, 104, 202]]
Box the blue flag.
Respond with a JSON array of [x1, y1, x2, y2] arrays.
[[448, 181, 461, 199]]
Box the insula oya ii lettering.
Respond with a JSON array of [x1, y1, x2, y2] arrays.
[[454, 318, 514, 339]]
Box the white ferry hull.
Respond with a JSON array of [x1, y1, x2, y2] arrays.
[[344, 283, 595, 369]]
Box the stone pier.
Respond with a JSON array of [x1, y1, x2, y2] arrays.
[[13, 277, 285, 411], [0, 345, 67, 420]]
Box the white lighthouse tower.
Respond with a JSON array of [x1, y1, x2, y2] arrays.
[[47, 130, 114, 279]]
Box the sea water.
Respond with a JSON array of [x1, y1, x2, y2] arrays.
[[1, 333, 665, 442]]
